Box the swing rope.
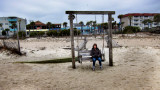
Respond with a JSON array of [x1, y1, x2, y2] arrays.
[[102, 14, 105, 54], [76, 14, 79, 50]]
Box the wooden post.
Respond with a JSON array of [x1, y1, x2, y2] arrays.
[[84, 36, 87, 49], [69, 14, 76, 69], [3, 39, 5, 47], [17, 21, 21, 54], [108, 13, 113, 66], [115, 21, 116, 34]]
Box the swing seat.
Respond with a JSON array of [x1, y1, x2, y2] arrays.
[[78, 50, 105, 64]]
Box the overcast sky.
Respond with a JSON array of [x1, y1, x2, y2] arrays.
[[0, 0, 160, 25]]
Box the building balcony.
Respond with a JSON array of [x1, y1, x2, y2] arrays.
[[133, 17, 139, 19], [8, 19, 17, 21], [133, 21, 139, 23], [10, 28, 17, 31], [144, 17, 149, 19], [9, 24, 12, 26]]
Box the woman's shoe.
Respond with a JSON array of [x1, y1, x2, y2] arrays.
[[92, 66, 95, 71], [100, 66, 103, 69]]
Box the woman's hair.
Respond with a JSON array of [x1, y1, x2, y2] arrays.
[[92, 43, 97, 49]]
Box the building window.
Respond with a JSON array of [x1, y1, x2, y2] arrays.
[[5, 23, 8, 25], [134, 20, 138, 21], [134, 24, 138, 26], [0, 23, 3, 25]]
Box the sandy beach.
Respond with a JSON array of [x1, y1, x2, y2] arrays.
[[0, 33, 160, 90]]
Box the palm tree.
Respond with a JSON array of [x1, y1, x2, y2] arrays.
[[101, 22, 108, 29], [30, 21, 35, 30], [0, 23, 2, 35], [97, 24, 101, 33], [93, 21, 97, 34], [154, 14, 160, 28], [46, 22, 52, 30], [86, 21, 91, 34], [86, 21, 90, 26], [142, 19, 153, 29], [100, 22, 108, 34], [11, 23, 17, 35], [0, 23, 2, 30], [18, 19, 21, 31], [18, 19, 23, 38], [112, 21, 117, 33], [89, 21, 93, 33], [63, 22, 67, 29], [121, 22, 125, 29], [51, 24, 55, 29], [79, 21, 84, 35], [118, 14, 124, 31], [128, 15, 133, 26], [5, 28, 10, 36], [26, 24, 31, 37], [112, 18, 114, 21]]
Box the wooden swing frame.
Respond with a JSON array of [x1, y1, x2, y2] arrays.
[[66, 11, 115, 69]]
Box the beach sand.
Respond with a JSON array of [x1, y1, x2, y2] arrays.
[[0, 33, 160, 90]]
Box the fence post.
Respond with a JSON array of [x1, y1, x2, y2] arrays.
[[17, 25, 21, 54]]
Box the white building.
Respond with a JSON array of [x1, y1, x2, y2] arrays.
[[0, 16, 27, 35], [121, 13, 160, 30]]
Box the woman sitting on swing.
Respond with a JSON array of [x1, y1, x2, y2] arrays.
[[90, 43, 102, 71]]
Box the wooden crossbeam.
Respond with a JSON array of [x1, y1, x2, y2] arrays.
[[66, 11, 115, 15]]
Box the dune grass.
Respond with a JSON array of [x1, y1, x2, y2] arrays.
[[16, 57, 78, 64]]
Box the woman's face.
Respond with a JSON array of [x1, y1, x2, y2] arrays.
[[94, 45, 97, 49]]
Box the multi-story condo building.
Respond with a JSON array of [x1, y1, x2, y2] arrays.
[[121, 13, 160, 29], [0, 16, 27, 32]]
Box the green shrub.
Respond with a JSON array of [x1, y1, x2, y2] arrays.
[[18, 31, 26, 38], [29, 31, 45, 37], [133, 27, 140, 33], [144, 27, 150, 31], [38, 31, 45, 36], [65, 30, 70, 36], [47, 30, 58, 36], [59, 30, 70, 36], [46, 29, 80, 37], [30, 32, 38, 37], [123, 26, 140, 34], [74, 30, 80, 35], [2, 30, 6, 36]]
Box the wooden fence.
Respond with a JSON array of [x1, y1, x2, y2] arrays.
[[0, 38, 20, 53]]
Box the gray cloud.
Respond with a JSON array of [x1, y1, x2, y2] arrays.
[[0, 0, 159, 24]]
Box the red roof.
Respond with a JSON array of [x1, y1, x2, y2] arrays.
[[35, 21, 46, 26], [123, 13, 160, 17]]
